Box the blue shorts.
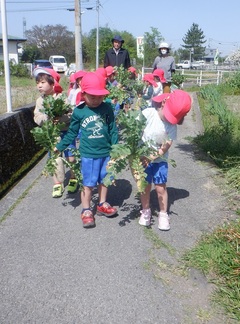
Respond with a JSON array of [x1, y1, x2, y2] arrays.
[[81, 156, 110, 187], [60, 131, 76, 158], [145, 161, 168, 184]]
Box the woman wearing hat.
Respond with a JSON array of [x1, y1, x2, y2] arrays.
[[152, 42, 176, 93], [104, 35, 131, 70]]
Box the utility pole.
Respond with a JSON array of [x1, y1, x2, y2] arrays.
[[96, 0, 99, 69], [0, 0, 12, 113], [75, 0, 83, 70]]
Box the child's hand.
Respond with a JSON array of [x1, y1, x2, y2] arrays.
[[53, 147, 60, 155], [140, 156, 150, 168], [53, 117, 60, 125]]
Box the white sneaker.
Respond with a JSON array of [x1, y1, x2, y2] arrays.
[[139, 208, 151, 226], [158, 212, 170, 231]]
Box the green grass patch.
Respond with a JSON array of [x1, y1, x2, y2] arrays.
[[194, 84, 240, 194], [183, 219, 240, 321], [143, 227, 175, 255]]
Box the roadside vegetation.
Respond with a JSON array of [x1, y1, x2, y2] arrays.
[[183, 72, 240, 321]]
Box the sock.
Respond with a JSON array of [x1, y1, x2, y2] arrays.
[[82, 208, 90, 213]]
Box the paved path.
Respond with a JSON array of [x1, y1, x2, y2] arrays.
[[0, 94, 236, 324]]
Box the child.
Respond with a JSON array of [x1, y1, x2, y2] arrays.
[[67, 73, 76, 99], [139, 90, 191, 230], [141, 74, 157, 108], [71, 70, 87, 106], [54, 72, 119, 228], [152, 69, 166, 96], [128, 66, 137, 80], [33, 67, 78, 198], [105, 66, 118, 87]]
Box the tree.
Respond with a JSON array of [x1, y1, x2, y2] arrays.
[[181, 23, 206, 61], [23, 24, 75, 63], [21, 45, 41, 63], [142, 27, 163, 67]]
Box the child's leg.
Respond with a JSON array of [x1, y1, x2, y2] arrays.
[[98, 183, 108, 204], [155, 183, 168, 213], [96, 159, 117, 217], [140, 183, 152, 209], [139, 183, 152, 226], [80, 186, 95, 228], [66, 156, 76, 179], [53, 156, 65, 184], [155, 183, 170, 231], [81, 186, 93, 209]]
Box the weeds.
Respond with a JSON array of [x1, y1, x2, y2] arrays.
[[194, 84, 240, 193], [183, 220, 240, 321]]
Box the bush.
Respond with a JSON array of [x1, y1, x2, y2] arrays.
[[171, 72, 186, 88], [0, 61, 30, 77]]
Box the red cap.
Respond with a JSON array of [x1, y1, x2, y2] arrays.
[[153, 69, 166, 83], [33, 67, 62, 93], [152, 90, 192, 124], [143, 73, 157, 87], [69, 73, 75, 83], [105, 66, 115, 77], [74, 70, 87, 81], [95, 67, 107, 79], [128, 66, 137, 75], [81, 72, 110, 96]]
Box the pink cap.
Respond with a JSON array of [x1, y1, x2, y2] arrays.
[[74, 70, 87, 80], [152, 90, 192, 124], [69, 73, 75, 83], [105, 66, 115, 77], [95, 67, 107, 79], [143, 73, 157, 87], [81, 72, 110, 96], [153, 69, 166, 83], [128, 66, 137, 75]]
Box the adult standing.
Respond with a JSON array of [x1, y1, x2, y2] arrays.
[[152, 42, 176, 93], [104, 35, 131, 70]]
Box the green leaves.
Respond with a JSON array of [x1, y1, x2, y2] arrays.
[[31, 120, 61, 152], [103, 110, 157, 193], [41, 95, 72, 119], [31, 95, 83, 189]]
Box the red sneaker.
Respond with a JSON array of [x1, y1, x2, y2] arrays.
[[81, 210, 95, 228], [97, 202, 117, 217]]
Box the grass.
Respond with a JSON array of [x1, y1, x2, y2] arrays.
[[183, 220, 240, 321], [0, 75, 69, 115], [182, 80, 240, 321]]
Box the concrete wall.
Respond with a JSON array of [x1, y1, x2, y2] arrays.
[[0, 104, 42, 189]]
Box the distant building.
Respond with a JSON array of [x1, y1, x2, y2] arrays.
[[0, 34, 26, 64], [203, 48, 218, 63]]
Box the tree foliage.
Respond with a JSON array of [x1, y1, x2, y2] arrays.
[[21, 23, 210, 69], [181, 23, 206, 60], [24, 24, 75, 63], [142, 27, 163, 67]]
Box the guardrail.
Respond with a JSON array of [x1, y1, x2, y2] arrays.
[[142, 67, 240, 87]]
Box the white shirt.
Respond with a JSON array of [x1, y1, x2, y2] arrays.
[[142, 108, 177, 162]]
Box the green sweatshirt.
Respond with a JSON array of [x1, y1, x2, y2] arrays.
[[56, 102, 118, 158]]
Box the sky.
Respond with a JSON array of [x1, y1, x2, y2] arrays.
[[1, 0, 240, 57]]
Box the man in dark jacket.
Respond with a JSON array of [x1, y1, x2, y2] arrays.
[[104, 35, 131, 69]]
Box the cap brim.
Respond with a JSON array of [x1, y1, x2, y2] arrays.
[[152, 93, 170, 103], [112, 38, 124, 43], [83, 89, 110, 96], [33, 68, 51, 78], [163, 103, 178, 124]]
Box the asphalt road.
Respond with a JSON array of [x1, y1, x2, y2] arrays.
[[0, 93, 236, 324]]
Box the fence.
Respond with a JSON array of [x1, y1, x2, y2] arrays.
[[142, 67, 239, 87]]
